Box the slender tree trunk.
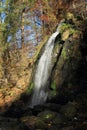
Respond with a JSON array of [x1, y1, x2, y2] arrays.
[[21, 12, 25, 48], [33, 16, 38, 45]]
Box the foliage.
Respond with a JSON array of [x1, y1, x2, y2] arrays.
[[71, 0, 87, 20], [60, 23, 77, 35], [60, 23, 71, 32], [62, 47, 68, 59]]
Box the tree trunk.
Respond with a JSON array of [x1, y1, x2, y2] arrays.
[[21, 12, 25, 48]]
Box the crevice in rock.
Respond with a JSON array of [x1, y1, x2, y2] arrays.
[[49, 43, 64, 87]]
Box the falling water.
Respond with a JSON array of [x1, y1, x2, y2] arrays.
[[30, 22, 63, 108]]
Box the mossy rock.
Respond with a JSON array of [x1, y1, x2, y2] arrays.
[[37, 110, 57, 123], [26, 82, 34, 95], [60, 102, 77, 119], [53, 114, 67, 125], [51, 31, 81, 88], [48, 90, 58, 100], [35, 119, 47, 130], [51, 80, 57, 90]]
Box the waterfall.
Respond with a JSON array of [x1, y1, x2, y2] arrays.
[[30, 22, 63, 108]]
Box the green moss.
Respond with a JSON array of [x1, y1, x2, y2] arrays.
[[51, 80, 57, 90], [62, 48, 68, 60], [48, 90, 58, 100], [52, 90, 57, 97], [60, 102, 77, 119], [69, 28, 77, 35], [35, 119, 47, 129], [60, 23, 77, 35], [60, 23, 71, 33], [53, 116, 65, 125], [46, 114, 52, 119], [38, 111, 57, 122], [26, 82, 34, 94]]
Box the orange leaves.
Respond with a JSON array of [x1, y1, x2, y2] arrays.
[[40, 14, 49, 22]]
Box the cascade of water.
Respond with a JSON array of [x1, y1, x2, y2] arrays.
[[30, 22, 63, 108]]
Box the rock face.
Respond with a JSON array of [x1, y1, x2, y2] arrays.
[[21, 110, 67, 130], [51, 32, 81, 89]]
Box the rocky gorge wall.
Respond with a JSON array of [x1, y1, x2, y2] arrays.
[[49, 17, 82, 99]]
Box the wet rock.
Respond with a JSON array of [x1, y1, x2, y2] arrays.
[[21, 116, 37, 130], [60, 102, 77, 119], [31, 105, 45, 115], [51, 35, 81, 89], [37, 110, 57, 122], [53, 114, 67, 125], [35, 119, 47, 130], [43, 103, 61, 112], [47, 90, 58, 101], [21, 110, 68, 130]]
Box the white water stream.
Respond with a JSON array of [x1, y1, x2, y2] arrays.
[[30, 22, 63, 107]]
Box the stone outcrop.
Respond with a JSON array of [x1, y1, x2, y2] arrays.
[[51, 30, 81, 89]]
